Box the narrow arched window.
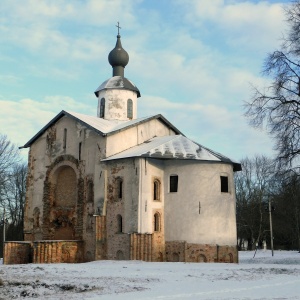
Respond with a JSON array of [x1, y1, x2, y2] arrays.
[[127, 99, 133, 119], [63, 128, 67, 149], [79, 142, 82, 160], [154, 212, 160, 232], [117, 214, 123, 233], [87, 181, 94, 202], [100, 98, 105, 118], [153, 179, 160, 201]]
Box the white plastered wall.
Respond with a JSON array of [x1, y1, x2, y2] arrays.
[[106, 119, 177, 157], [97, 89, 137, 121], [163, 160, 237, 246], [137, 158, 165, 234]]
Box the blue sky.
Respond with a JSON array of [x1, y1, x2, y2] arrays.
[[0, 0, 292, 161]]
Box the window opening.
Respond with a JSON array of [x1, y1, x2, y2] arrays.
[[117, 178, 123, 199], [153, 180, 160, 200], [220, 176, 229, 193], [127, 99, 133, 119], [79, 142, 82, 160], [63, 128, 67, 149], [170, 175, 178, 192], [100, 98, 105, 118], [87, 181, 93, 202], [154, 213, 160, 232], [117, 214, 123, 233]]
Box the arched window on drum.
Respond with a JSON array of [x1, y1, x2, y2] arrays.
[[127, 99, 133, 119]]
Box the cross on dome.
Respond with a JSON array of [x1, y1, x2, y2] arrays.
[[116, 22, 121, 36], [108, 23, 129, 77]]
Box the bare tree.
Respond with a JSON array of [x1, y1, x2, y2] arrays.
[[2, 163, 27, 227], [236, 155, 275, 250], [272, 172, 300, 251], [0, 134, 23, 255], [245, 1, 300, 173], [0, 134, 19, 193]]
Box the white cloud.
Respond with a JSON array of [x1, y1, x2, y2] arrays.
[[0, 75, 22, 86], [0, 0, 282, 161], [0, 96, 94, 148], [178, 0, 286, 52]]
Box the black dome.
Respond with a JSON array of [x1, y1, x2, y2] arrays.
[[108, 35, 129, 68]]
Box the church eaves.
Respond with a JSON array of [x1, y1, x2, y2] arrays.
[[94, 76, 140, 98], [20, 110, 183, 149], [102, 135, 242, 172]]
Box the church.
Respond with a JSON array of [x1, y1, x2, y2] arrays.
[[4, 30, 241, 264]]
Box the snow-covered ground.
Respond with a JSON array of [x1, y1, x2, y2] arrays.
[[1, 250, 300, 299]]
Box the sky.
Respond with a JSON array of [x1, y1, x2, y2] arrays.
[[0, 0, 293, 162]]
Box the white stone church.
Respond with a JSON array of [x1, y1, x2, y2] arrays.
[[5, 31, 241, 264]]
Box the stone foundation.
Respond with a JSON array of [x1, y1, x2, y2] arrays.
[[5, 239, 238, 264], [4, 242, 32, 264], [165, 241, 238, 263], [4, 240, 84, 264]]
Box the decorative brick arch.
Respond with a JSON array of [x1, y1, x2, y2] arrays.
[[116, 250, 124, 260], [42, 155, 84, 240], [173, 252, 180, 262], [197, 254, 207, 263]]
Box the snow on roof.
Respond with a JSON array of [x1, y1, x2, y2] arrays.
[[21, 111, 183, 148], [102, 135, 242, 171], [66, 111, 151, 135], [94, 76, 141, 97]]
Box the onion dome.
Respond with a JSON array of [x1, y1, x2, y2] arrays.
[[108, 35, 129, 77]]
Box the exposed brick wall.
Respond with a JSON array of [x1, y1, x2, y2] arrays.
[[5, 241, 84, 264], [166, 241, 238, 263], [24, 148, 34, 240], [106, 199, 131, 260], [95, 216, 107, 260], [33, 241, 84, 263], [130, 233, 152, 261], [151, 208, 165, 262], [4, 242, 32, 264], [41, 155, 84, 241]]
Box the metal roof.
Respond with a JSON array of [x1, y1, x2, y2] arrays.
[[102, 135, 242, 171], [20, 111, 183, 148], [94, 76, 141, 97]]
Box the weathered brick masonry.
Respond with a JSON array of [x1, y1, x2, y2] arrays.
[[4, 241, 84, 264], [165, 241, 238, 263]]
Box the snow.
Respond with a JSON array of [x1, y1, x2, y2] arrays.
[[1, 250, 300, 299], [103, 135, 222, 162]]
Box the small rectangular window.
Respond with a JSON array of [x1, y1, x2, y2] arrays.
[[220, 176, 229, 193], [170, 175, 178, 192]]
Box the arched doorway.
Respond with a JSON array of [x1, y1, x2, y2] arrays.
[[51, 166, 77, 240]]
